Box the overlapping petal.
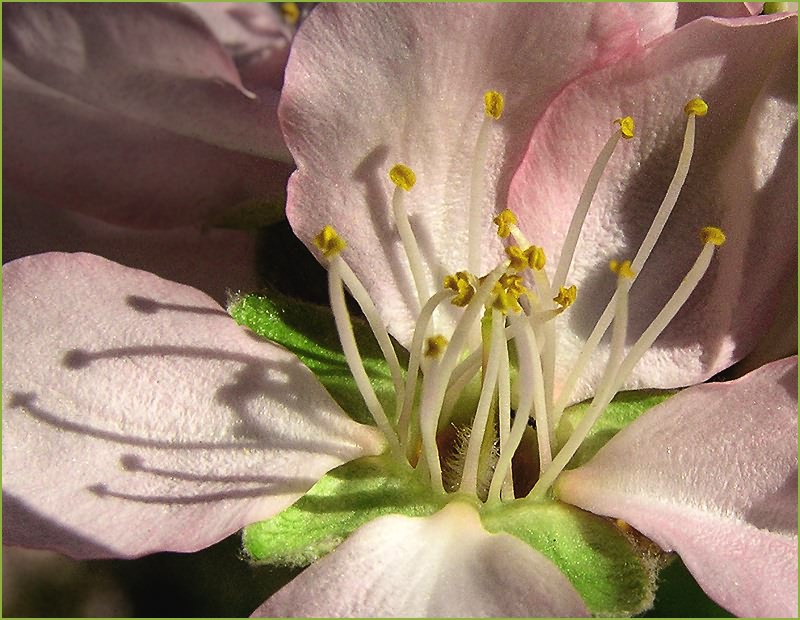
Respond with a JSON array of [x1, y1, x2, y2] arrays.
[[282, 3, 680, 345], [508, 13, 797, 402], [2, 253, 384, 559], [252, 501, 590, 618], [3, 3, 292, 227], [3, 190, 262, 305], [556, 356, 798, 617]]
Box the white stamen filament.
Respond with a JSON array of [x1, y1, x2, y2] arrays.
[[530, 240, 717, 498], [328, 265, 402, 457], [487, 315, 536, 503], [553, 110, 700, 415], [460, 309, 505, 497], [314, 95, 718, 511], [509, 312, 552, 472], [392, 185, 431, 308], [418, 262, 509, 491], [334, 258, 406, 418], [497, 331, 514, 500], [552, 128, 624, 291], [397, 289, 452, 455]]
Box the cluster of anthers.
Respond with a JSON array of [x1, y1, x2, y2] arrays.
[[313, 91, 725, 505]]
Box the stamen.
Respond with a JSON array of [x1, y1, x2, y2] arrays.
[[328, 268, 401, 456], [425, 335, 448, 358], [418, 261, 509, 493], [460, 309, 505, 497], [513, 312, 553, 472], [443, 271, 476, 307], [494, 209, 517, 239], [487, 314, 537, 503], [280, 2, 300, 25], [397, 290, 452, 456], [525, 245, 546, 271], [553, 285, 577, 311], [552, 116, 635, 292], [533, 230, 723, 498], [554, 99, 708, 413], [468, 90, 504, 274], [389, 164, 430, 307], [497, 331, 514, 500], [313, 225, 346, 258], [314, 226, 405, 427]]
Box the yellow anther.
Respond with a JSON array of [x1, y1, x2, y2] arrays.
[[609, 259, 636, 279], [492, 273, 527, 313], [614, 116, 635, 139], [553, 285, 577, 310], [444, 271, 476, 307], [425, 335, 449, 358], [280, 3, 300, 25], [699, 226, 726, 246], [313, 225, 346, 258], [389, 164, 416, 191], [524, 245, 546, 271], [484, 90, 505, 120], [493, 209, 517, 238], [684, 97, 708, 117], [505, 246, 529, 272]]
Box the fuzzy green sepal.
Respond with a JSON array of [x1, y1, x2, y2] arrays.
[[242, 454, 446, 566], [556, 389, 677, 469], [229, 291, 404, 426], [482, 499, 658, 616]]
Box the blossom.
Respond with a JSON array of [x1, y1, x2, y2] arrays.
[[2, 3, 302, 302], [2, 3, 797, 618]]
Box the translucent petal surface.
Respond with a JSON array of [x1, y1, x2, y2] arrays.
[[2, 253, 384, 559], [557, 357, 798, 617], [252, 501, 590, 618]]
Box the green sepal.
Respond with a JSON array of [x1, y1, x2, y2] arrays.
[[242, 455, 446, 565], [229, 291, 404, 426], [482, 499, 657, 616], [556, 389, 677, 468]]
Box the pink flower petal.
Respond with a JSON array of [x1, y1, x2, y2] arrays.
[[2, 253, 384, 559], [3, 189, 262, 305], [252, 501, 590, 617], [186, 2, 293, 92], [676, 2, 757, 26], [282, 3, 679, 346], [557, 356, 798, 618], [4, 3, 292, 227], [508, 13, 797, 402]]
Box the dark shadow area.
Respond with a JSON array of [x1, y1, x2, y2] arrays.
[[3, 535, 302, 617]]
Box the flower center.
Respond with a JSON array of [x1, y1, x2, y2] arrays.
[[313, 92, 723, 505]]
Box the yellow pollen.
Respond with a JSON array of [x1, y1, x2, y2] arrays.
[[684, 97, 709, 117], [444, 271, 476, 307], [425, 335, 448, 358], [614, 116, 635, 139], [609, 259, 636, 279], [505, 246, 529, 272], [280, 3, 300, 25], [615, 519, 632, 534], [553, 285, 577, 310], [484, 90, 504, 120], [389, 164, 416, 191], [699, 226, 726, 246], [493, 209, 517, 238], [313, 225, 346, 258], [492, 273, 526, 313], [525, 245, 546, 271]]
